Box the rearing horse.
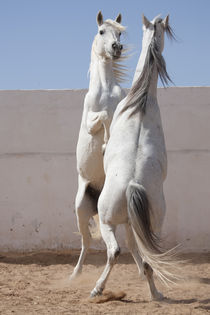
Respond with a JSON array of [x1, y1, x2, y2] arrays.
[[90, 15, 176, 301], [70, 11, 127, 279]]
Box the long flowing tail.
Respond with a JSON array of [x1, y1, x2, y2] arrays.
[[126, 180, 181, 285]]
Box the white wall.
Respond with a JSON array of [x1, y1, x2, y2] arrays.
[[0, 87, 209, 252]]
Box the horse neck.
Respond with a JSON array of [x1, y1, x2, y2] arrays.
[[136, 36, 159, 102], [132, 43, 149, 86], [89, 52, 116, 92], [147, 65, 158, 100]]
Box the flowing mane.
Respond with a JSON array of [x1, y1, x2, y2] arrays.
[[89, 19, 128, 84], [123, 18, 175, 115], [105, 19, 126, 32]]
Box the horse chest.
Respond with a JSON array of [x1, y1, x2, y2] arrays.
[[99, 88, 122, 110]]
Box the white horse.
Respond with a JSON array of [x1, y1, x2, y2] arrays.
[[70, 11, 127, 279], [90, 15, 176, 301]]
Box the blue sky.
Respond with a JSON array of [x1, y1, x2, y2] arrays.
[[0, 0, 209, 89]]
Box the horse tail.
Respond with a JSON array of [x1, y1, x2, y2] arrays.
[[126, 180, 180, 285]]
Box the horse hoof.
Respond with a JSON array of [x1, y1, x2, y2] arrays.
[[90, 288, 103, 298], [69, 270, 81, 281], [151, 292, 164, 301], [69, 274, 76, 281]]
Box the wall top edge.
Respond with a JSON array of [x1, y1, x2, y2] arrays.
[[0, 89, 88, 92], [0, 86, 209, 92]]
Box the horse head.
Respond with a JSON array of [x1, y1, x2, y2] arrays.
[[94, 11, 126, 60], [142, 14, 175, 54]]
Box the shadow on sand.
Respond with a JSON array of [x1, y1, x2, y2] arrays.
[[0, 250, 134, 267]]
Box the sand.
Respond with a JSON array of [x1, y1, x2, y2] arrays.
[[0, 250, 210, 314]]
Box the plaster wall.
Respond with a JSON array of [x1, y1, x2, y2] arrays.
[[0, 87, 209, 252]]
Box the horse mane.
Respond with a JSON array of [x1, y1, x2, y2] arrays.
[[104, 19, 126, 33], [89, 19, 128, 84], [122, 18, 174, 115]]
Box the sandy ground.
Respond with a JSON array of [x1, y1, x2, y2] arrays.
[[0, 250, 210, 315]]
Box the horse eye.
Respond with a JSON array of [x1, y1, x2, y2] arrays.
[[99, 30, 104, 35]]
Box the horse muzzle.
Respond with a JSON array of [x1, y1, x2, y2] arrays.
[[112, 42, 123, 59]]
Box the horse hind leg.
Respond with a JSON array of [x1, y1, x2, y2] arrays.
[[126, 224, 163, 301], [70, 176, 97, 280], [125, 223, 144, 276], [90, 222, 120, 297], [143, 262, 164, 301]]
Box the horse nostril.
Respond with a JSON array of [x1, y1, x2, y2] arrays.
[[112, 43, 117, 49], [120, 45, 123, 50]]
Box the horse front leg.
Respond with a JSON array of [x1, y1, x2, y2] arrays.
[[70, 176, 96, 280], [86, 110, 110, 153], [90, 222, 120, 297]]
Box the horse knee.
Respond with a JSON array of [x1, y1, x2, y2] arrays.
[[143, 262, 153, 277], [114, 247, 121, 259], [108, 246, 121, 264]]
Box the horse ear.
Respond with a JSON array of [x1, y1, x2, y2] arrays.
[[97, 11, 103, 26], [115, 13, 122, 24], [162, 15, 169, 29], [142, 14, 151, 28]]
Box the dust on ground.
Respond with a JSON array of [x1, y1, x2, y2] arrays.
[[0, 250, 210, 314]]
